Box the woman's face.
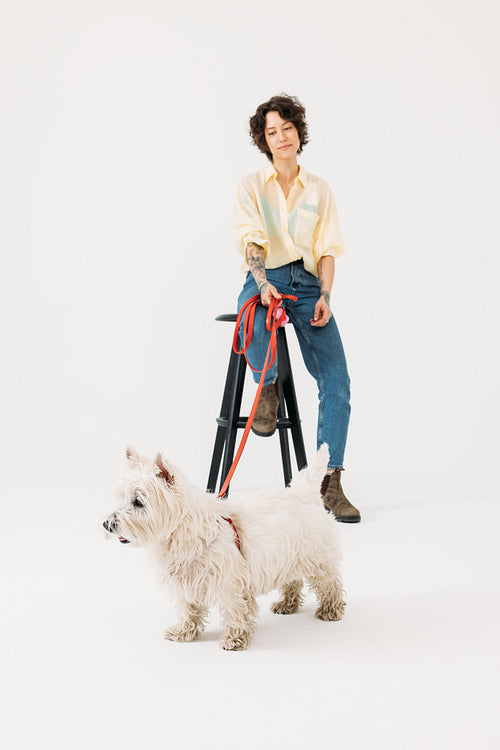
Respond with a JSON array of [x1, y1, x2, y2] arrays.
[[264, 111, 300, 161]]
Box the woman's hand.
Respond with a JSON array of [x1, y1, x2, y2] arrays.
[[310, 293, 331, 327], [260, 281, 282, 307]]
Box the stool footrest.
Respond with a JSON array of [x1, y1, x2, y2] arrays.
[[216, 416, 298, 429]]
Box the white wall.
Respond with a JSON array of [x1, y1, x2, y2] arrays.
[[1, 0, 498, 493]]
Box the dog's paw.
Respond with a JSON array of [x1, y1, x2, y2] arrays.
[[163, 624, 200, 643], [315, 601, 346, 621], [220, 635, 250, 651], [271, 600, 300, 615]]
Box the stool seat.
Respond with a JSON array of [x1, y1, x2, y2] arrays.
[[207, 313, 307, 495], [215, 313, 238, 322]]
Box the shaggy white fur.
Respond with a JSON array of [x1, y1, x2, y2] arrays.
[[103, 444, 345, 650]]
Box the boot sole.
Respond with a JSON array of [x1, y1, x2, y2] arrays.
[[335, 516, 361, 523], [251, 426, 276, 437], [324, 507, 361, 523]]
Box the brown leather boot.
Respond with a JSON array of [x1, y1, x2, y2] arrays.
[[251, 381, 280, 437], [321, 471, 361, 523]]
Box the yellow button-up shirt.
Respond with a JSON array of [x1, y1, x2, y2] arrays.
[[233, 163, 345, 278]]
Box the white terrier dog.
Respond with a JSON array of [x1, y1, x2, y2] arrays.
[[103, 444, 345, 650]]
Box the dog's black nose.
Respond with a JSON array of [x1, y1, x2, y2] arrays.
[[103, 518, 116, 533]]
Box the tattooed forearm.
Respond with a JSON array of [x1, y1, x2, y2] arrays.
[[317, 256, 335, 305], [318, 258, 324, 288], [246, 242, 267, 285]]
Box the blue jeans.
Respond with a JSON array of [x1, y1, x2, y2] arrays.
[[237, 260, 351, 470]]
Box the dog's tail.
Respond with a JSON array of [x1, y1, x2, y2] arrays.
[[289, 443, 330, 493]]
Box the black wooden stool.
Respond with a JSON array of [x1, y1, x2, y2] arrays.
[[207, 314, 307, 495]]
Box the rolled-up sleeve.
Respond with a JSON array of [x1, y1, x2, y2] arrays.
[[232, 178, 269, 260], [313, 186, 345, 262]]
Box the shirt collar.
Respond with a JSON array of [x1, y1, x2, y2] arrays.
[[296, 165, 309, 188], [263, 163, 309, 188], [263, 163, 277, 182]]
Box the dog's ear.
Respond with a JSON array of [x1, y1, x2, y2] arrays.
[[155, 453, 174, 485], [126, 446, 140, 464]]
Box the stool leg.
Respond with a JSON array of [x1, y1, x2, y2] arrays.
[[207, 347, 240, 493], [276, 375, 293, 487], [207, 429, 228, 494], [219, 351, 247, 496], [277, 329, 308, 471]]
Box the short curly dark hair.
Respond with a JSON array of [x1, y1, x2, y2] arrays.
[[249, 94, 309, 161]]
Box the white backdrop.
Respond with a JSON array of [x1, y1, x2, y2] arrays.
[[1, 2, 499, 748], [1, 0, 498, 493]]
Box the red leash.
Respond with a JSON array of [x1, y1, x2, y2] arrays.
[[217, 292, 297, 499]]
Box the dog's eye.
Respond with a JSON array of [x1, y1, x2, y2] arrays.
[[132, 497, 145, 508]]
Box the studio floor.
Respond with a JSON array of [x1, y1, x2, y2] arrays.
[[3, 469, 499, 750]]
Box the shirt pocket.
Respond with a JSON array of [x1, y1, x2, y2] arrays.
[[295, 208, 320, 247]]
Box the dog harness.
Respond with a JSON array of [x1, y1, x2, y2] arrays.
[[220, 516, 241, 551], [169, 516, 242, 575]]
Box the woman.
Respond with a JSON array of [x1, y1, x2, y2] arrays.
[[233, 94, 360, 523]]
